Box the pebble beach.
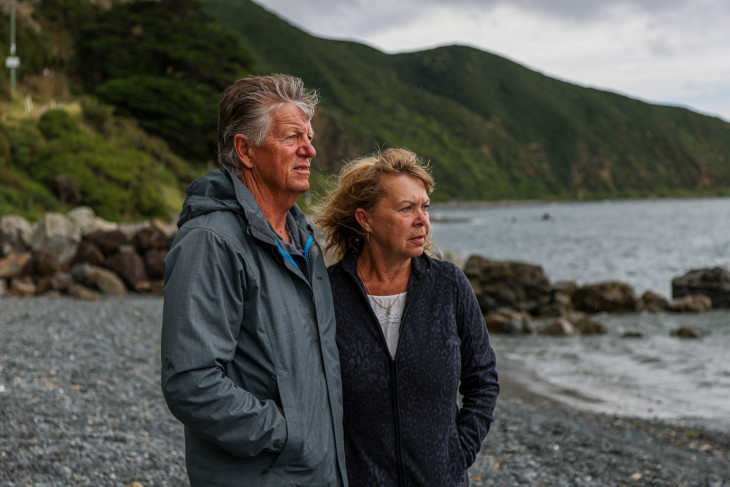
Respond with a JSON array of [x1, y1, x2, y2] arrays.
[[1, 296, 728, 486]]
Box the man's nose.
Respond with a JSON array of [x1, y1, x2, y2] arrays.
[[299, 139, 316, 159]]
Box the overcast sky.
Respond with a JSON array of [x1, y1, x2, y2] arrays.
[[253, 0, 730, 122]]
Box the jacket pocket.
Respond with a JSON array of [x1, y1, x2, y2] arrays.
[[449, 426, 468, 472], [268, 373, 327, 474]]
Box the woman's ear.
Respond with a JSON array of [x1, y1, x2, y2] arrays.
[[234, 134, 254, 169], [355, 208, 370, 234]]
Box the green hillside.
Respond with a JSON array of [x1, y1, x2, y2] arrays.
[[1, 0, 729, 222], [0, 0, 252, 221], [204, 0, 730, 201]]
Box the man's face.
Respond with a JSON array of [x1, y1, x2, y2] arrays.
[[248, 103, 316, 202]]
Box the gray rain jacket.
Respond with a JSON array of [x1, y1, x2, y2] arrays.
[[161, 168, 347, 486]]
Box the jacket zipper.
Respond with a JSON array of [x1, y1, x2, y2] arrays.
[[346, 263, 430, 487]]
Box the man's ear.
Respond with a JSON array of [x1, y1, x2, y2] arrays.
[[234, 134, 254, 169], [355, 208, 370, 234]]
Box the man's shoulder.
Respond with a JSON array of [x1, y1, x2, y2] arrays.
[[181, 209, 245, 230], [177, 210, 249, 247]]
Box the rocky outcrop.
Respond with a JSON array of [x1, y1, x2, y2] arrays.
[[463, 252, 724, 336], [465, 254, 609, 336], [572, 281, 640, 314], [483, 308, 535, 334], [672, 267, 730, 308], [0, 215, 32, 256], [29, 213, 82, 267], [638, 291, 669, 312], [670, 326, 710, 338], [667, 294, 713, 313], [464, 256, 553, 315], [0, 207, 176, 299]]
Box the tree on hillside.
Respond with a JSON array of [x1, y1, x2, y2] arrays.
[[73, 0, 256, 162]]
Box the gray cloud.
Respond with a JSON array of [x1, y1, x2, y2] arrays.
[[252, 0, 730, 120], [257, 0, 695, 24]]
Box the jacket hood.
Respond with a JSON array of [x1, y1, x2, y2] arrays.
[[177, 168, 243, 228], [176, 168, 312, 243]]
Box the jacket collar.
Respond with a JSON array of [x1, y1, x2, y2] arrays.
[[341, 248, 432, 281], [224, 167, 312, 245]]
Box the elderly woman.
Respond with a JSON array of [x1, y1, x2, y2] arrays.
[[314, 148, 499, 487]]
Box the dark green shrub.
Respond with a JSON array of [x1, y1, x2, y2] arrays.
[[80, 96, 114, 135], [96, 76, 217, 162], [6, 121, 46, 172], [38, 109, 79, 140]]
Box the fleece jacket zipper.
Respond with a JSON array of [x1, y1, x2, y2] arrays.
[[347, 264, 430, 487]]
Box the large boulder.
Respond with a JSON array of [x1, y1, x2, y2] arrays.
[[670, 326, 710, 339], [535, 310, 607, 336], [464, 255, 552, 314], [132, 225, 170, 253], [639, 291, 669, 312], [667, 294, 712, 313], [68, 206, 118, 235], [66, 206, 96, 232], [572, 281, 639, 314], [106, 246, 150, 292], [0, 252, 33, 279], [33, 250, 62, 276], [70, 240, 106, 267], [30, 212, 82, 267], [0, 215, 33, 257], [67, 282, 103, 301], [36, 273, 73, 294], [10, 275, 36, 297], [71, 263, 128, 297], [143, 248, 167, 279], [83, 229, 129, 256], [672, 267, 730, 308], [483, 308, 534, 334], [537, 317, 579, 336]]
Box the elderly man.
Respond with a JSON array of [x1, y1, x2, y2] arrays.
[[161, 74, 347, 486]]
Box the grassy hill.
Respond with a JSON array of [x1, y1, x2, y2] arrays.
[[1, 0, 729, 222], [0, 0, 249, 221], [204, 0, 730, 201]]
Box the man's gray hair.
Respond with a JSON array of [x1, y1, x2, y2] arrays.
[[217, 74, 319, 177]]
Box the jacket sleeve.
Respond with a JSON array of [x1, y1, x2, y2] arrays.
[[454, 268, 500, 469], [160, 227, 287, 457]]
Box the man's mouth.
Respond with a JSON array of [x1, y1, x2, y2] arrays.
[[294, 163, 310, 172]]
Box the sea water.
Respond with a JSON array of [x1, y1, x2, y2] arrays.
[[431, 198, 730, 430]]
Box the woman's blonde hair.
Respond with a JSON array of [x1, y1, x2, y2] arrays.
[[313, 148, 436, 261]]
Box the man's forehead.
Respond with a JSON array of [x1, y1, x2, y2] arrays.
[[273, 113, 312, 131]]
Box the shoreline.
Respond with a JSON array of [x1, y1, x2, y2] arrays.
[[429, 194, 730, 211], [1, 296, 728, 486], [492, 344, 730, 434], [471, 371, 730, 486]]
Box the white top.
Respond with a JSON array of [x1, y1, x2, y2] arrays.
[[367, 292, 407, 358]]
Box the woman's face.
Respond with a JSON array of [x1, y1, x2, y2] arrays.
[[357, 173, 430, 262]]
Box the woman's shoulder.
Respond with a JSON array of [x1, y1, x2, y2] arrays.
[[326, 257, 351, 282], [423, 254, 464, 277], [417, 254, 471, 291]]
